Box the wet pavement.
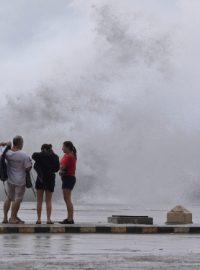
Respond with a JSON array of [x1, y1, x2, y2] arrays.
[[0, 202, 199, 269], [0, 234, 200, 269]]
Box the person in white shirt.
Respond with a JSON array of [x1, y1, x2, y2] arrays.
[[2, 136, 32, 224]]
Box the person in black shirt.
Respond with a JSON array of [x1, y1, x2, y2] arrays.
[[32, 144, 59, 224]]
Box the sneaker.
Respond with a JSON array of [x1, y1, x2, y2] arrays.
[[59, 219, 74, 224], [16, 217, 25, 224]]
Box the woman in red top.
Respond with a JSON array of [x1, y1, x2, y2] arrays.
[[59, 141, 77, 224]]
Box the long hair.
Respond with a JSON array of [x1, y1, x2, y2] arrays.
[[63, 141, 77, 160]]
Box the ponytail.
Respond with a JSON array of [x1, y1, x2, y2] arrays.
[[63, 141, 77, 160], [72, 145, 77, 160]]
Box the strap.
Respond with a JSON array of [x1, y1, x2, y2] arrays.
[[2, 145, 11, 158], [3, 181, 11, 200], [30, 172, 36, 198]]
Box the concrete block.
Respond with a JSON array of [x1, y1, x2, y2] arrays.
[[108, 216, 153, 224], [166, 205, 192, 224], [50, 226, 65, 233], [111, 227, 127, 233], [80, 227, 96, 233], [190, 227, 200, 233], [65, 226, 80, 233], [142, 227, 158, 234], [4, 227, 19, 233], [174, 227, 190, 233], [34, 226, 50, 233], [96, 226, 111, 233], [19, 226, 35, 233], [157, 227, 174, 234], [126, 226, 142, 234]]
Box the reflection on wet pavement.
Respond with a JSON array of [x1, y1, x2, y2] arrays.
[[0, 202, 200, 269], [0, 234, 200, 269]]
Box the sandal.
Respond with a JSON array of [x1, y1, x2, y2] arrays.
[[36, 220, 42, 225], [47, 221, 54, 225], [9, 219, 20, 224], [2, 220, 8, 224]]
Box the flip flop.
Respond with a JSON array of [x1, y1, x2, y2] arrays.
[[47, 221, 54, 225], [9, 218, 24, 224], [2, 220, 8, 224], [36, 220, 42, 224], [9, 219, 20, 224]]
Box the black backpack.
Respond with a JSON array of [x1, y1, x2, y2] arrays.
[[0, 146, 10, 182]]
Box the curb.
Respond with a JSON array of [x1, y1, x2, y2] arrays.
[[0, 224, 199, 234]]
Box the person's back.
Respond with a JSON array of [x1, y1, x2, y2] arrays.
[[2, 135, 32, 224], [32, 150, 59, 177], [6, 150, 31, 186], [32, 144, 59, 224]]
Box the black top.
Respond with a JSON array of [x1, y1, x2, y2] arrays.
[[32, 150, 60, 179]]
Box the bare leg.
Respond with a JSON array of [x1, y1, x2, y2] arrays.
[[37, 190, 44, 223], [45, 191, 53, 223], [11, 200, 21, 220], [63, 189, 74, 221], [3, 198, 11, 223]]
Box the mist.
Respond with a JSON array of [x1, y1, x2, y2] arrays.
[[1, 0, 200, 204]]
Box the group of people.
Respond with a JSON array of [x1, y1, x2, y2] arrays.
[[0, 135, 77, 225]]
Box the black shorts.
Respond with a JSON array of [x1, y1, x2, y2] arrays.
[[61, 176, 76, 190], [35, 175, 55, 193]]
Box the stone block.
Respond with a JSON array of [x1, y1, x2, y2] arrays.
[[80, 227, 96, 233], [142, 227, 158, 234], [166, 205, 192, 224], [95, 226, 111, 233], [50, 226, 65, 233], [174, 227, 190, 233], [19, 226, 35, 233], [108, 215, 153, 225], [111, 227, 127, 233]]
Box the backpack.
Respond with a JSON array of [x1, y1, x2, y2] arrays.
[[0, 146, 10, 182]]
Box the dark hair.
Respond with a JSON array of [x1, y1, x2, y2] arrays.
[[41, 144, 52, 151], [63, 141, 77, 160], [13, 135, 23, 147]]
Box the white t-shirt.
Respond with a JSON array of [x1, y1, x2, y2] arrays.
[[5, 150, 32, 186]]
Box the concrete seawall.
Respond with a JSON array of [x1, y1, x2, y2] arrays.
[[0, 224, 200, 234]]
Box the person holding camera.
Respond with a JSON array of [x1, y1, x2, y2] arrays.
[[2, 135, 32, 224]]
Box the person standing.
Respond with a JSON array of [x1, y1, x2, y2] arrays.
[[32, 144, 60, 224], [59, 141, 77, 224], [2, 136, 32, 224]]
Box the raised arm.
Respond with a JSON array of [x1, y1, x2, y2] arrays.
[[0, 141, 12, 147]]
